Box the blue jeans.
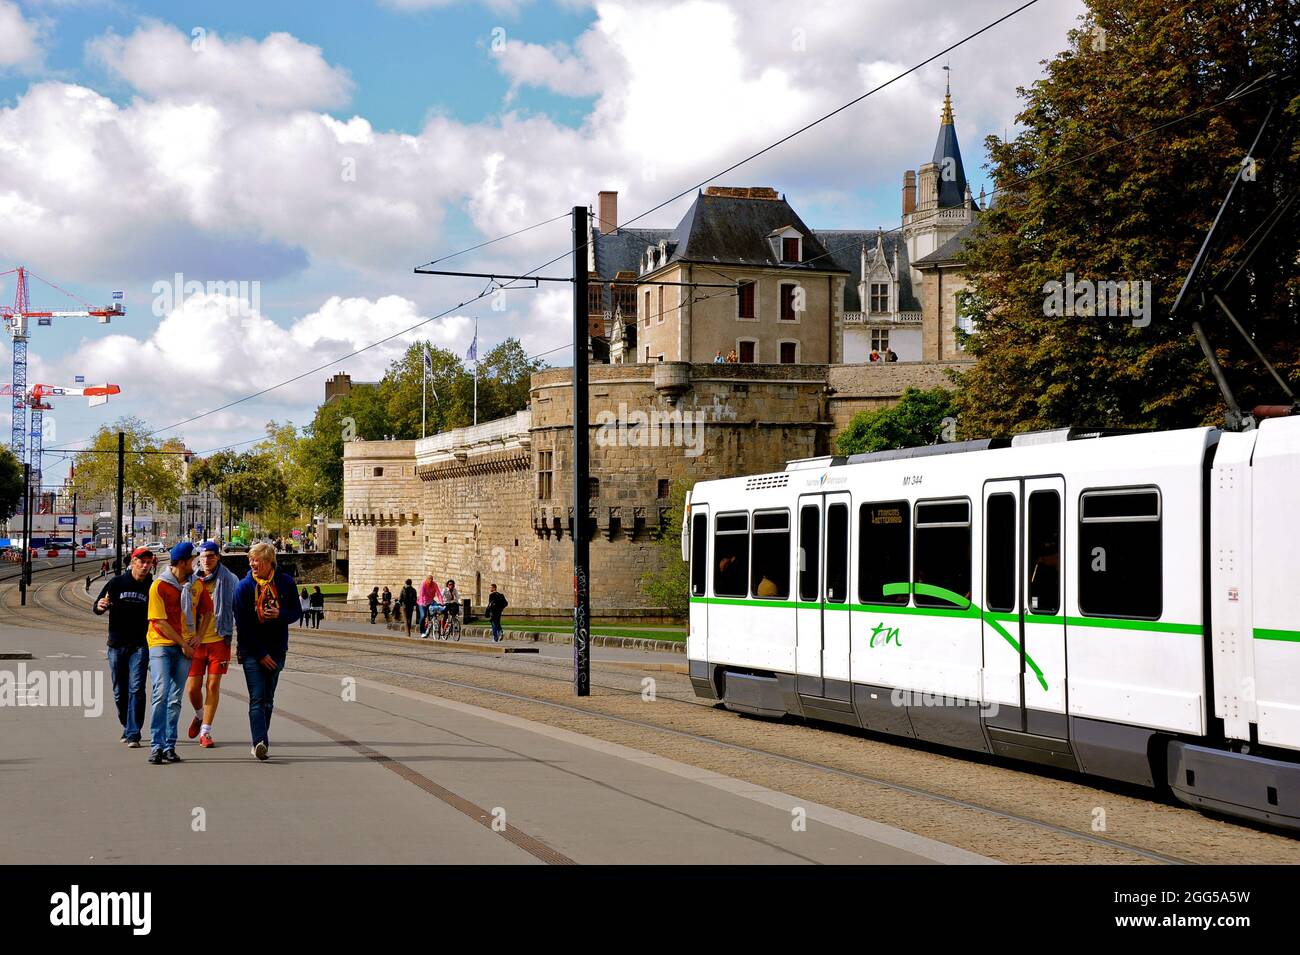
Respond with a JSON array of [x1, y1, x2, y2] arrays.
[[242, 653, 285, 747], [415, 604, 428, 630], [489, 614, 503, 641], [148, 645, 189, 753], [107, 645, 148, 741]]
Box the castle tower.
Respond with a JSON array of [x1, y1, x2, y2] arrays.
[[902, 84, 975, 293]]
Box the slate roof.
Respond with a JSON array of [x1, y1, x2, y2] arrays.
[[591, 226, 671, 318], [814, 230, 921, 313], [656, 192, 849, 274]]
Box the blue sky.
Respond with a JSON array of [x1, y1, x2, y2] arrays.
[[0, 0, 1085, 485]]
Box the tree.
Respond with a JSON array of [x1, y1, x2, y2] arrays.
[[954, 0, 1300, 436], [836, 388, 957, 455], [640, 479, 693, 618], [0, 448, 23, 522], [71, 418, 185, 509]]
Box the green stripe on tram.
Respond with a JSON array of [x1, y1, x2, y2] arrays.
[[1255, 628, 1300, 643], [691, 582, 1213, 692]]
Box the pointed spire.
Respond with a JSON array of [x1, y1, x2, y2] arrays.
[[941, 64, 954, 125]]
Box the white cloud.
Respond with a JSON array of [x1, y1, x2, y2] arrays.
[[0, 1, 46, 71], [88, 23, 353, 111]]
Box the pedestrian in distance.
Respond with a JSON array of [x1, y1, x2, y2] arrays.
[[368, 587, 379, 624], [401, 578, 417, 637], [233, 541, 302, 761], [145, 542, 200, 765], [381, 586, 392, 622], [184, 541, 239, 749], [310, 586, 325, 629], [416, 574, 436, 633], [93, 546, 154, 747], [299, 588, 310, 628], [486, 583, 508, 643], [713, 350, 725, 364]]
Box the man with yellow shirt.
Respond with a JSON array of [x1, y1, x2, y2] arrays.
[[183, 541, 240, 748], [146, 541, 198, 765]]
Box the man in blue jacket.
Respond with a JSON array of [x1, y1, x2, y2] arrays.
[[232, 541, 301, 760]]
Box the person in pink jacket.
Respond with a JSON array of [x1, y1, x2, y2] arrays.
[[416, 575, 441, 635]]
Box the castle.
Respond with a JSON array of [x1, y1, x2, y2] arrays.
[[338, 93, 982, 616]]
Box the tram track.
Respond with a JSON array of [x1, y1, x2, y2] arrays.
[[6, 569, 1300, 865]]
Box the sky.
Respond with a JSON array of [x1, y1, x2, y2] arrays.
[[0, 0, 1086, 485]]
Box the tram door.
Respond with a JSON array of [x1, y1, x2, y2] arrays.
[[795, 492, 852, 700], [981, 481, 1023, 725]]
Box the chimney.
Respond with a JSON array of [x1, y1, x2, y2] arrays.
[[598, 191, 618, 235], [902, 170, 916, 216]]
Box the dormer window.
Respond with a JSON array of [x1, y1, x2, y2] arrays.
[[782, 237, 800, 262], [870, 283, 890, 313]]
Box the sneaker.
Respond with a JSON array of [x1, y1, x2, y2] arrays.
[[252, 741, 268, 761], [127, 739, 142, 749], [199, 733, 214, 748], [187, 715, 201, 740], [120, 733, 128, 744], [163, 748, 182, 763], [148, 751, 165, 765]]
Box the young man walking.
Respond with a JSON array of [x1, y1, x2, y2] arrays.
[[146, 542, 199, 764], [368, 587, 379, 624], [486, 583, 508, 643], [93, 546, 154, 747], [400, 579, 417, 637], [184, 541, 239, 749], [233, 542, 302, 760]]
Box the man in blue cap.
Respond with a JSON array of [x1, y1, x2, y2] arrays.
[[183, 541, 240, 749], [145, 541, 198, 764]]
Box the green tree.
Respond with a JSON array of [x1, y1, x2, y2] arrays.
[[0, 448, 24, 522], [640, 479, 693, 618], [836, 388, 957, 454], [72, 418, 185, 509], [954, 0, 1300, 436]]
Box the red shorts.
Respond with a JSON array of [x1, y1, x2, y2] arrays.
[[189, 641, 231, 677]]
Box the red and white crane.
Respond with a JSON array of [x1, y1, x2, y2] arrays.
[[0, 266, 124, 491]]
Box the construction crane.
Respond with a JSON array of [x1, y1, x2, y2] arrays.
[[0, 382, 123, 492], [0, 267, 124, 491]]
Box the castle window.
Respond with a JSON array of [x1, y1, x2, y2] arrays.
[[782, 237, 801, 263], [779, 283, 799, 321], [657, 479, 670, 499], [644, 290, 651, 327], [376, 528, 397, 556], [871, 329, 890, 353], [613, 284, 636, 318], [373, 467, 384, 477], [870, 283, 890, 313], [537, 451, 553, 501], [779, 341, 798, 364], [657, 286, 664, 324], [738, 339, 757, 363], [737, 281, 756, 320], [588, 283, 603, 316], [589, 477, 600, 499]]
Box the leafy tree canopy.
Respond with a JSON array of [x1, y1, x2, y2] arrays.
[[836, 388, 957, 455]]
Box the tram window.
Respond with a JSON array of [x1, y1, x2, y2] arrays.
[[859, 501, 910, 605], [1027, 491, 1061, 615], [799, 505, 819, 601], [1079, 488, 1162, 620], [750, 510, 790, 599], [690, 513, 708, 597], [826, 503, 848, 603], [985, 493, 1016, 613], [914, 499, 971, 608], [713, 513, 749, 598]]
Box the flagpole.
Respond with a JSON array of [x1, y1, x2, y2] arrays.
[[421, 345, 427, 439], [473, 317, 478, 426]]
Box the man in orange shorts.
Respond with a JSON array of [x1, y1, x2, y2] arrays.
[[184, 541, 239, 748]]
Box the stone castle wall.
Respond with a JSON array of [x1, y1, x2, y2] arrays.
[[341, 360, 971, 615]]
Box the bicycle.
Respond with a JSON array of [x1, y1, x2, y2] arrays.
[[435, 608, 461, 641]]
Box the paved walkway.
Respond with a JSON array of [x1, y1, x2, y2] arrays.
[[0, 623, 991, 865]]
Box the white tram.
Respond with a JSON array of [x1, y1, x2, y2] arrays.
[[682, 419, 1300, 831]]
